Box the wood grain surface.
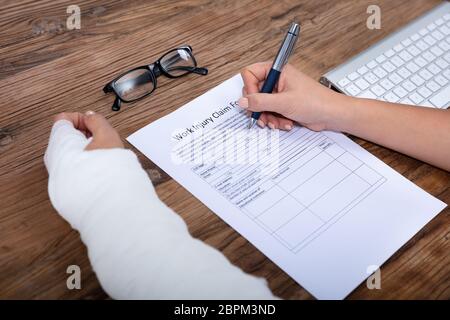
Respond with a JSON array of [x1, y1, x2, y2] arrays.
[[0, 0, 448, 299]]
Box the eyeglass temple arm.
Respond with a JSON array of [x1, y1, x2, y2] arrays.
[[192, 67, 208, 75], [112, 96, 122, 111]]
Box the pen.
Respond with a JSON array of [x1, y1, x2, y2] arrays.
[[248, 22, 300, 129]]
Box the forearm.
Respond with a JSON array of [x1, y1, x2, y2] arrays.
[[45, 120, 276, 299], [327, 94, 450, 171]]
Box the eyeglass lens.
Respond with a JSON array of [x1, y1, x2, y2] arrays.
[[160, 49, 196, 77], [115, 69, 155, 101]]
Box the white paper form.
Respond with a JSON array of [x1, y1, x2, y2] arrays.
[[127, 74, 446, 299]]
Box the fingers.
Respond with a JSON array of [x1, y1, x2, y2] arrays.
[[54, 112, 89, 133], [265, 114, 280, 130], [257, 113, 268, 128], [54, 111, 123, 150], [238, 92, 286, 113], [83, 111, 114, 136], [277, 117, 294, 130], [240, 64, 292, 131], [240, 61, 272, 94], [256, 113, 293, 131], [83, 111, 124, 150]]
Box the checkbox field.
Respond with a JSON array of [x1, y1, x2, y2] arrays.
[[275, 209, 325, 248], [241, 181, 287, 217], [355, 164, 383, 185], [277, 150, 334, 192], [290, 160, 351, 207], [256, 195, 305, 232], [337, 151, 363, 171], [309, 173, 371, 221], [323, 141, 345, 158]]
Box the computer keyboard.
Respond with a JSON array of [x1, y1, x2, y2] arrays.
[[322, 4, 450, 109]]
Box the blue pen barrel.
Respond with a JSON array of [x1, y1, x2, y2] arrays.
[[251, 69, 281, 120]]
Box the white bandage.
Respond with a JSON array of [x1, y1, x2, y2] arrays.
[[44, 120, 276, 299]]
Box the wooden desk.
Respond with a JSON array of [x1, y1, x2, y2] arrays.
[[0, 0, 448, 299]]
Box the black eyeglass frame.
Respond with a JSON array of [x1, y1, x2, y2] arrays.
[[103, 45, 208, 111]]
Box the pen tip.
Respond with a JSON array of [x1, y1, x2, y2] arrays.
[[248, 118, 257, 129]]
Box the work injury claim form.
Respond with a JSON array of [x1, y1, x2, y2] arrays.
[[127, 75, 446, 299]]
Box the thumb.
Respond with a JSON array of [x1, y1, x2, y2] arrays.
[[239, 93, 287, 113]]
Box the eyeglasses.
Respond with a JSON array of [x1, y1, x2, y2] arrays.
[[103, 45, 208, 111]]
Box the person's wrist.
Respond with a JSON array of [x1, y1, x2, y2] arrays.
[[322, 91, 355, 132]]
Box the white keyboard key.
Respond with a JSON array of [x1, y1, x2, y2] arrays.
[[410, 74, 425, 86], [393, 86, 408, 98], [376, 54, 386, 63], [338, 77, 351, 87], [391, 55, 405, 67], [407, 45, 421, 56], [397, 67, 411, 79], [440, 25, 450, 36], [438, 40, 450, 51], [393, 44, 403, 52], [400, 97, 414, 105], [402, 38, 412, 47], [388, 72, 402, 85], [406, 61, 420, 73], [419, 28, 429, 36], [380, 79, 394, 90], [370, 84, 386, 97], [420, 100, 436, 108], [346, 84, 360, 96], [426, 80, 441, 92], [355, 78, 370, 90], [373, 67, 387, 78], [357, 90, 377, 99], [430, 45, 444, 56], [427, 63, 441, 75], [384, 92, 399, 103], [418, 69, 433, 80], [444, 52, 450, 63], [416, 40, 429, 51], [367, 60, 377, 69], [410, 33, 420, 41], [436, 18, 444, 26], [417, 86, 432, 98], [435, 74, 448, 86], [444, 13, 450, 21], [409, 92, 424, 104], [422, 51, 436, 62], [382, 61, 396, 73], [385, 49, 395, 57], [357, 65, 369, 75], [443, 69, 450, 80], [431, 30, 444, 41], [427, 22, 437, 31], [429, 84, 450, 108], [399, 50, 413, 61], [424, 35, 437, 46], [414, 56, 427, 67], [364, 72, 379, 84], [348, 72, 359, 81], [402, 80, 416, 92], [435, 58, 449, 69]]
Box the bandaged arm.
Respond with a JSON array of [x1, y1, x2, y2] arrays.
[[44, 120, 276, 299]]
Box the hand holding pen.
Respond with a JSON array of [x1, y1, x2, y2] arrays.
[[245, 23, 300, 129]]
